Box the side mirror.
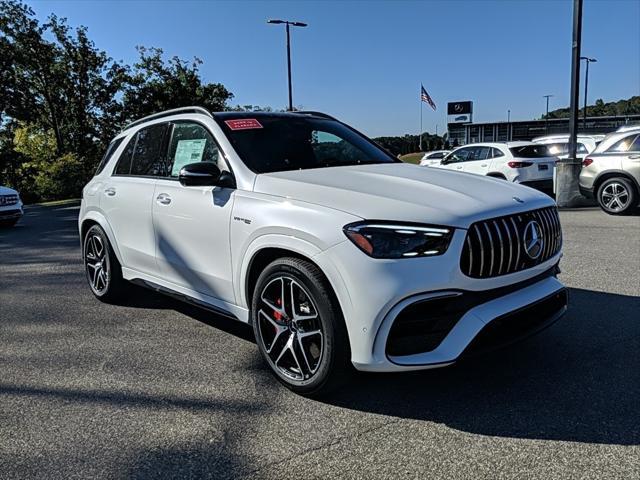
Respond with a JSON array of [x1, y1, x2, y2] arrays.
[[440, 156, 450, 165], [179, 162, 221, 187]]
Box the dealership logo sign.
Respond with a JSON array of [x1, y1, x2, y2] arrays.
[[523, 220, 544, 259]]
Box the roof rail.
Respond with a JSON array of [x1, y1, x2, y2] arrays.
[[293, 111, 337, 121], [123, 106, 213, 131]]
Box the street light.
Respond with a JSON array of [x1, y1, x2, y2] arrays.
[[543, 94, 554, 134], [580, 57, 597, 130], [267, 19, 308, 111]]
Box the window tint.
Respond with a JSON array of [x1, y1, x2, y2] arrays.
[[608, 134, 639, 153], [96, 137, 124, 175], [114, 135, 136, 175], [509, 144, 551, 158], [130, 124, 168, 176], [629, 135, 640, 152], [428, 152, 445, 159], [167, 122, 223, 177]]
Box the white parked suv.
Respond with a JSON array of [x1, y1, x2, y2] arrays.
[[532, 134, 603, 160], [79, 107, 567, 395], [0, 185, 24, 227], [430, 142, 557, 192], [419, 150, 450, 166]]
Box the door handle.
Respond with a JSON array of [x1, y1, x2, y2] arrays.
[[104, 187, 116, 196], [156, 193, 172, 205], [629, 154, 640, 160], [481, 163, 488, 167], [456, 166, 463, 169]]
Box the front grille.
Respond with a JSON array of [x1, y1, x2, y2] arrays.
[[0, 194, 18, 206], [461, 207, 562, 278]]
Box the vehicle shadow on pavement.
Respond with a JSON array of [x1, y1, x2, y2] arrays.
[[320, 287, 640, 446]]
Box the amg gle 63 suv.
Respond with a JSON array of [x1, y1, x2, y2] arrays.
[[79, 107, 567, 395]]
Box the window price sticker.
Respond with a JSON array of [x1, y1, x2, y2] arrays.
[[225, 119, 263, 130]]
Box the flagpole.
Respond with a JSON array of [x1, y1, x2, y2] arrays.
[[419, 85, 423, 151]]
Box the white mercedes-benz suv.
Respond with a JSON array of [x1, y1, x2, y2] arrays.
[[79, 107, 567, 395]]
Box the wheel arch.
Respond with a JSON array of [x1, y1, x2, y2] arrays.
[[80, 211, 124, 264]]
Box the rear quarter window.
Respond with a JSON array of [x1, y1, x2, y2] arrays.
[[95, 137, 124, 175]]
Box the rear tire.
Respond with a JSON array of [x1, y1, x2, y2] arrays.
[[251, 257, 351, 396], [597, 177, 637, 215], [83, 224, 126, 303]]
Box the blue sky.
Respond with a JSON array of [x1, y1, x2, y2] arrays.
[[29, 0, 640, 137]]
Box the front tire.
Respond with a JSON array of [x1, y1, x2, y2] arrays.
[[597, 177, 637, 215], [251, 257, 350, 396], [83, 224, 126, 303]]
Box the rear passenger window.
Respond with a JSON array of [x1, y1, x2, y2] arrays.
[[629, 135, 640, 152], [166, 122, 223, 177], [130, 124, 168, 176], [113, 124, 168, 176]]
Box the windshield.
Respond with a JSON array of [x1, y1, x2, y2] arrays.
[[218, 115, 398, 173]]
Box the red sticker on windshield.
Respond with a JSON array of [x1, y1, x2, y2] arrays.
[[225, 119, 263, 130]]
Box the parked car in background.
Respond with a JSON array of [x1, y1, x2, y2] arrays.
[[429, 142, 557, 192], [419, 150, 450, 166], [616, 123, 640, 133], [79, 107, 566, 395], [579, 128, 640, 215], [532, 134, 604, 159], [0, 185, 23, 227]]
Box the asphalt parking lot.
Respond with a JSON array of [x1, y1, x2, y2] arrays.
[[1, 202, 639, 479]]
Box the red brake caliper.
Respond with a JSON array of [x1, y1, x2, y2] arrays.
[[273, 298, 282, 322]]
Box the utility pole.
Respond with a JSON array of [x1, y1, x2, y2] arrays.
[[507, 109, 511, 141], [580, 56, 597, 130], [268, 19, 307, 111], [556, 0, 584, 207], [543, 95, 554, 134]]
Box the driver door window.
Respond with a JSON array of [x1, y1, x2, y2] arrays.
[[166, 122, 226, 177]]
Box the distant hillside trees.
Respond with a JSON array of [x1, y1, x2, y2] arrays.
[[544, 96, 640, 119]]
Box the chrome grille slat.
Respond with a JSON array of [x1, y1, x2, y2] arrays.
[[483, 223, 495, 277], [493, 220, 504, 275], [466, 235, 474, 276], [501, 218, 513, 274], [474, 224, 485, 277], [461, 207, 562, 279]]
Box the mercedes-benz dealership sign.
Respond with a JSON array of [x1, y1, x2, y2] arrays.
[[447, 101, 473, 123]]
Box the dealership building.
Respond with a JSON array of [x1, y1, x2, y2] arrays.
[[445, 101, 640, 146]]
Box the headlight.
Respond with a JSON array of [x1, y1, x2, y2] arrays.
[[343, 221, 453, 259]]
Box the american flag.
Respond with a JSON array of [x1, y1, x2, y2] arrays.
[[421, 85, 437, 111]]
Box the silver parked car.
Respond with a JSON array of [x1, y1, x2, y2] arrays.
[[579, 128, 640, 215]]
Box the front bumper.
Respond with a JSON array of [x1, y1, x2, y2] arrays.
[[0, 206, 23, 220], [314, 230, 566, 373]]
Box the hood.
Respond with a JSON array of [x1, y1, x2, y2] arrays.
[[0, 185, 18, 196], [253, 163, 554, 228]]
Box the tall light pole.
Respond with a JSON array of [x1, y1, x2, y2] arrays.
[[580, 56, 597, 130], [507, 109, 511, 141], [543, 94, 554, 134], [267, 19, 307, 111], [556, 0, 583, 208]]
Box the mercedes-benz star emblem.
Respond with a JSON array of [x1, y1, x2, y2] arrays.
[[454, 104, 463, 112], [523, 220, 544, 259], [513, 196, 524, 203]]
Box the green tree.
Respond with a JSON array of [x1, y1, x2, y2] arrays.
[[121, 46, 233, 122]]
